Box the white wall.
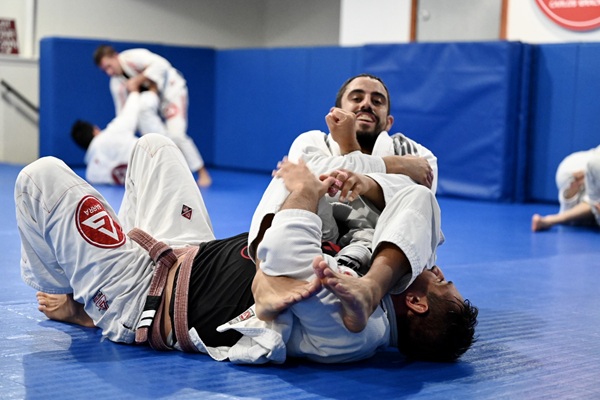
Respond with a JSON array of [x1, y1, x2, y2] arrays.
[[0, 55, 38, 164], [35, 0, 266, 51], [339, 0, 412, 46], [264, 0, 340, 47], [33, 0, 342, 53]]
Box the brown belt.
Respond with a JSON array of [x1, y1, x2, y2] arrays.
[[128, 228, 200, 352]]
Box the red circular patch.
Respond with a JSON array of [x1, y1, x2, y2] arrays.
[[163, 103, 180, 119], [111, 164, 128, 185], [75, 195, 126, 248], [240, 245, 252, 260], [536, 0, 600, 31]]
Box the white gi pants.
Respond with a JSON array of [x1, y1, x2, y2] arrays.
[[15, 134, 214, 343], [158, 74, 205, 173], [136, 91, 168, 136]]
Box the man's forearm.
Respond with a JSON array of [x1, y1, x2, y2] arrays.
[[280, 184, 321, 214]]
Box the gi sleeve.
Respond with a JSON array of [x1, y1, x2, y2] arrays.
[[288, 131, 386, 176], [256, 209, 324, 280]]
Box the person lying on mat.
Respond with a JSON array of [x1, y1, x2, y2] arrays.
[[532, 145, 600, 232], [17, 134, 477, 364], [250, 157, 478, 363], [249, 74, 475, 358], [70, 83, 166, 185]]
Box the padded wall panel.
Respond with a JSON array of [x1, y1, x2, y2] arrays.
[[303, 47, 363, 135], [39, 37, 215, 167], [40, 38, 114, 166], [363, 42, 529, 201], [573, 44, 600, 152], [214, 47, 360, 172], [528, 43, 600, 202], [213, 48, 306, 172]]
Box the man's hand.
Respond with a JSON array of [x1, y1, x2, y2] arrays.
[[125, 74, 149, 93], [321, 169, 384, 210], [382, 155, 434, 189], [325, 108, 361, 154]]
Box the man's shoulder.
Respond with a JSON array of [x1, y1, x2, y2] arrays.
[[121, 48, 149, 55], [386, 131, 431, 156], [119, 48, 155, 60], [292, 130, 328, 144], [298, 129, 327, 138]]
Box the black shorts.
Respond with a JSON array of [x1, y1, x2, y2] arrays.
[[171, 233, 256, 348]]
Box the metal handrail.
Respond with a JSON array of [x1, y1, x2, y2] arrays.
[[1, 79, 39, 113]]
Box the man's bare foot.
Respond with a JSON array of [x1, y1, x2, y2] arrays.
[[531, 214, 551, 232], [312, 256, 376, 333], [197, 168, 212, 188], [252, 269, 321, 321], [36, 292, 96, 328]]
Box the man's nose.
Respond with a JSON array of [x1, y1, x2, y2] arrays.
[[359, 97, 374, 111]]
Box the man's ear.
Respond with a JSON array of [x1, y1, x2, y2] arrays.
[[405, 292, 428, 314], [385, 115, 394, 132]]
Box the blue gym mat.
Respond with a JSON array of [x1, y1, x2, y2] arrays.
[[1, 163, 599, 399]]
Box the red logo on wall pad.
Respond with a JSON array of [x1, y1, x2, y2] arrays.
[[76, 195, 126, 248], [536, 0, 600, 31]]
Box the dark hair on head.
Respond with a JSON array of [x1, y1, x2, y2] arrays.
[[93, 44, 118, 66], [397, 294, 479, 362], [334, 73, 392, 115], [71, 120, 95, 150]]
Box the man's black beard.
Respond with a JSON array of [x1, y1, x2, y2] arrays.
[[356, 130, 378, 154]]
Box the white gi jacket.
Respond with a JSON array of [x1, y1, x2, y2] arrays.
[[109, 49, 182, 117], [555, 145, 600, 216], [249, 128, 439, 266], [287, 129, 438, 194], [85, 92, 168, 185], [250, 129, 438, 248]]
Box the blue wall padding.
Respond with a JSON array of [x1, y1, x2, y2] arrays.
[[40, 37, 600, 202], [528, 43, 600, 202], [213, 47, 360, 172], [39, 37, 215, 167], [362, 42, 531, 201]]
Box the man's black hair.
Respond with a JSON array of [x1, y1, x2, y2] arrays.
[[71, 120, 95, 150]]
